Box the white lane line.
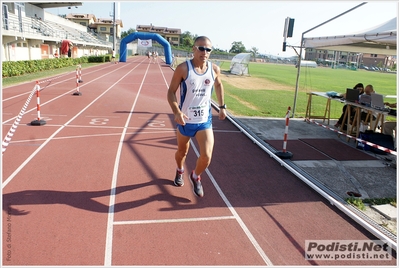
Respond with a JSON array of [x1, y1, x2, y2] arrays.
[[29, 124, 175, 130], [137, 116, 173, 120], [4, 129, 239, 147], [85, 115, 121, 118], [2, 61, 142, 189], [5, 130, 177, 144], [114, 216, 236, 225], [2, 62, 132, 101], [104, 60, 151, 266], [2, 62, 134, 125], [190, 141, 274, 266], [2, 122, 178, 131], [4, 129, 239, 145], [35, 114, 68, 117]]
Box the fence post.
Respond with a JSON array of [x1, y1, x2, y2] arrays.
[[31, 81, 46, 126], [73, 64, 83, 96], [276, 106, 293, 159]]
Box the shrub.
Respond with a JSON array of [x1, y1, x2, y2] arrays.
[[2, 57, 90, 78], [88, 56, 106, 63], [346, 197, 366, 211]]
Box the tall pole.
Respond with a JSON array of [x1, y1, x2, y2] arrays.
[[113, 2, 116, 51], [291, 2, 367, 118], [292, 33, 304, 118]]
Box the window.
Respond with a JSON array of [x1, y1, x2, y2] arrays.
[[80, 22, 86, 26], [100, 26, 107, 31]]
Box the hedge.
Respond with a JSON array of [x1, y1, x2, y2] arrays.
[[2, 57, 90, 78], [3, 54, 117, 78]]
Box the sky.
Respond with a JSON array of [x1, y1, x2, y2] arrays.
[[45, 1, 398, 57]]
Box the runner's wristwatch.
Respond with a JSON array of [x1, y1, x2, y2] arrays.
[[219, 104, 227, 109]]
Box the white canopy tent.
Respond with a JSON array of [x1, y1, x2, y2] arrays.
[[292, 14, 397, 118], [303, 17, 397, 56], [300, 60, 317, 68]]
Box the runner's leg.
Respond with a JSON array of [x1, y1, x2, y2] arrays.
[[194, 128, 214, 176], [175, 128, 191, 170]]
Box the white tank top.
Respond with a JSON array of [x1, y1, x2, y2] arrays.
[[179, 60, 215, 124]]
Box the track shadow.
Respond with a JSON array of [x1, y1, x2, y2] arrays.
[[3, 179, 190, 216]]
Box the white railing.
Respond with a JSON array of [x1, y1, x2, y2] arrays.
[[3, 13, 112, 47]]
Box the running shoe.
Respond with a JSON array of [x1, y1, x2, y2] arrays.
[[174, 170, 184, 187], [190, 171, 204, 197]]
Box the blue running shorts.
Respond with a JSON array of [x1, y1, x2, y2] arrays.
[[177, 122, 212, 137]]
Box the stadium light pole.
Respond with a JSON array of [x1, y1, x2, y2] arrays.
[[291, 2, 367, 118]]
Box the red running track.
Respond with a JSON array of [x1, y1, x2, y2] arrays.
[[2, 56, 396, 266]]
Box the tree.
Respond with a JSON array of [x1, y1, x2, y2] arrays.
[[250, 47, 259, 58], [180, 31, 195, 47], [181, 36, 194, 47], [251, 47, 259, 58], [121, 28, 136, 39], [229, 41, 246, 54]]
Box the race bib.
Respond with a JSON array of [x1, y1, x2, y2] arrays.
[[188, 104, 208, 122]]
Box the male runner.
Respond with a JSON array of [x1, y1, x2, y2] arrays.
[[167, 36, 227, 197]]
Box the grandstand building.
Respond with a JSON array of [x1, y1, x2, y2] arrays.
[[2, 2, 120, 62]]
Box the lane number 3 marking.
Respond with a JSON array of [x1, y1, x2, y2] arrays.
[[90, 118, 109, 125], [147, 120, 165, 127]]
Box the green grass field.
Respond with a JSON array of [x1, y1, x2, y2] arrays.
[[214, 61, 397, 119]]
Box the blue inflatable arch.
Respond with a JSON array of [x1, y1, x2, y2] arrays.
[[119, 32, 172, 64]]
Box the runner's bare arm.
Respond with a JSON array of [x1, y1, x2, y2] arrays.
[[167, 63, 189, 125]]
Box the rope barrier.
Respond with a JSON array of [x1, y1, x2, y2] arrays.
[[305, 118, 397, 156], [3, 67, 82, 153], [36, 69, 76, 86], [30, 82, 46, 126], [2, 84, 37, 154], [276, 106, 293, 159]]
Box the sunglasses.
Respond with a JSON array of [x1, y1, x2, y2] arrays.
[[195, 46, 212, 53]]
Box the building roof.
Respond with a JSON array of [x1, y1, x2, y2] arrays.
[[30, 2, 83, 9], [64, 11, 124, 28], [66, 13, 96, 21], [136, 24, 181, 35], [95, 18, 123, 28]]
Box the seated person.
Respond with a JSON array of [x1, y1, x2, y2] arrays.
[[334, 83, 364, 129], [363, 84, 375, 95], [360, 84, 376, 122], [383, 102, 397, 150]]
